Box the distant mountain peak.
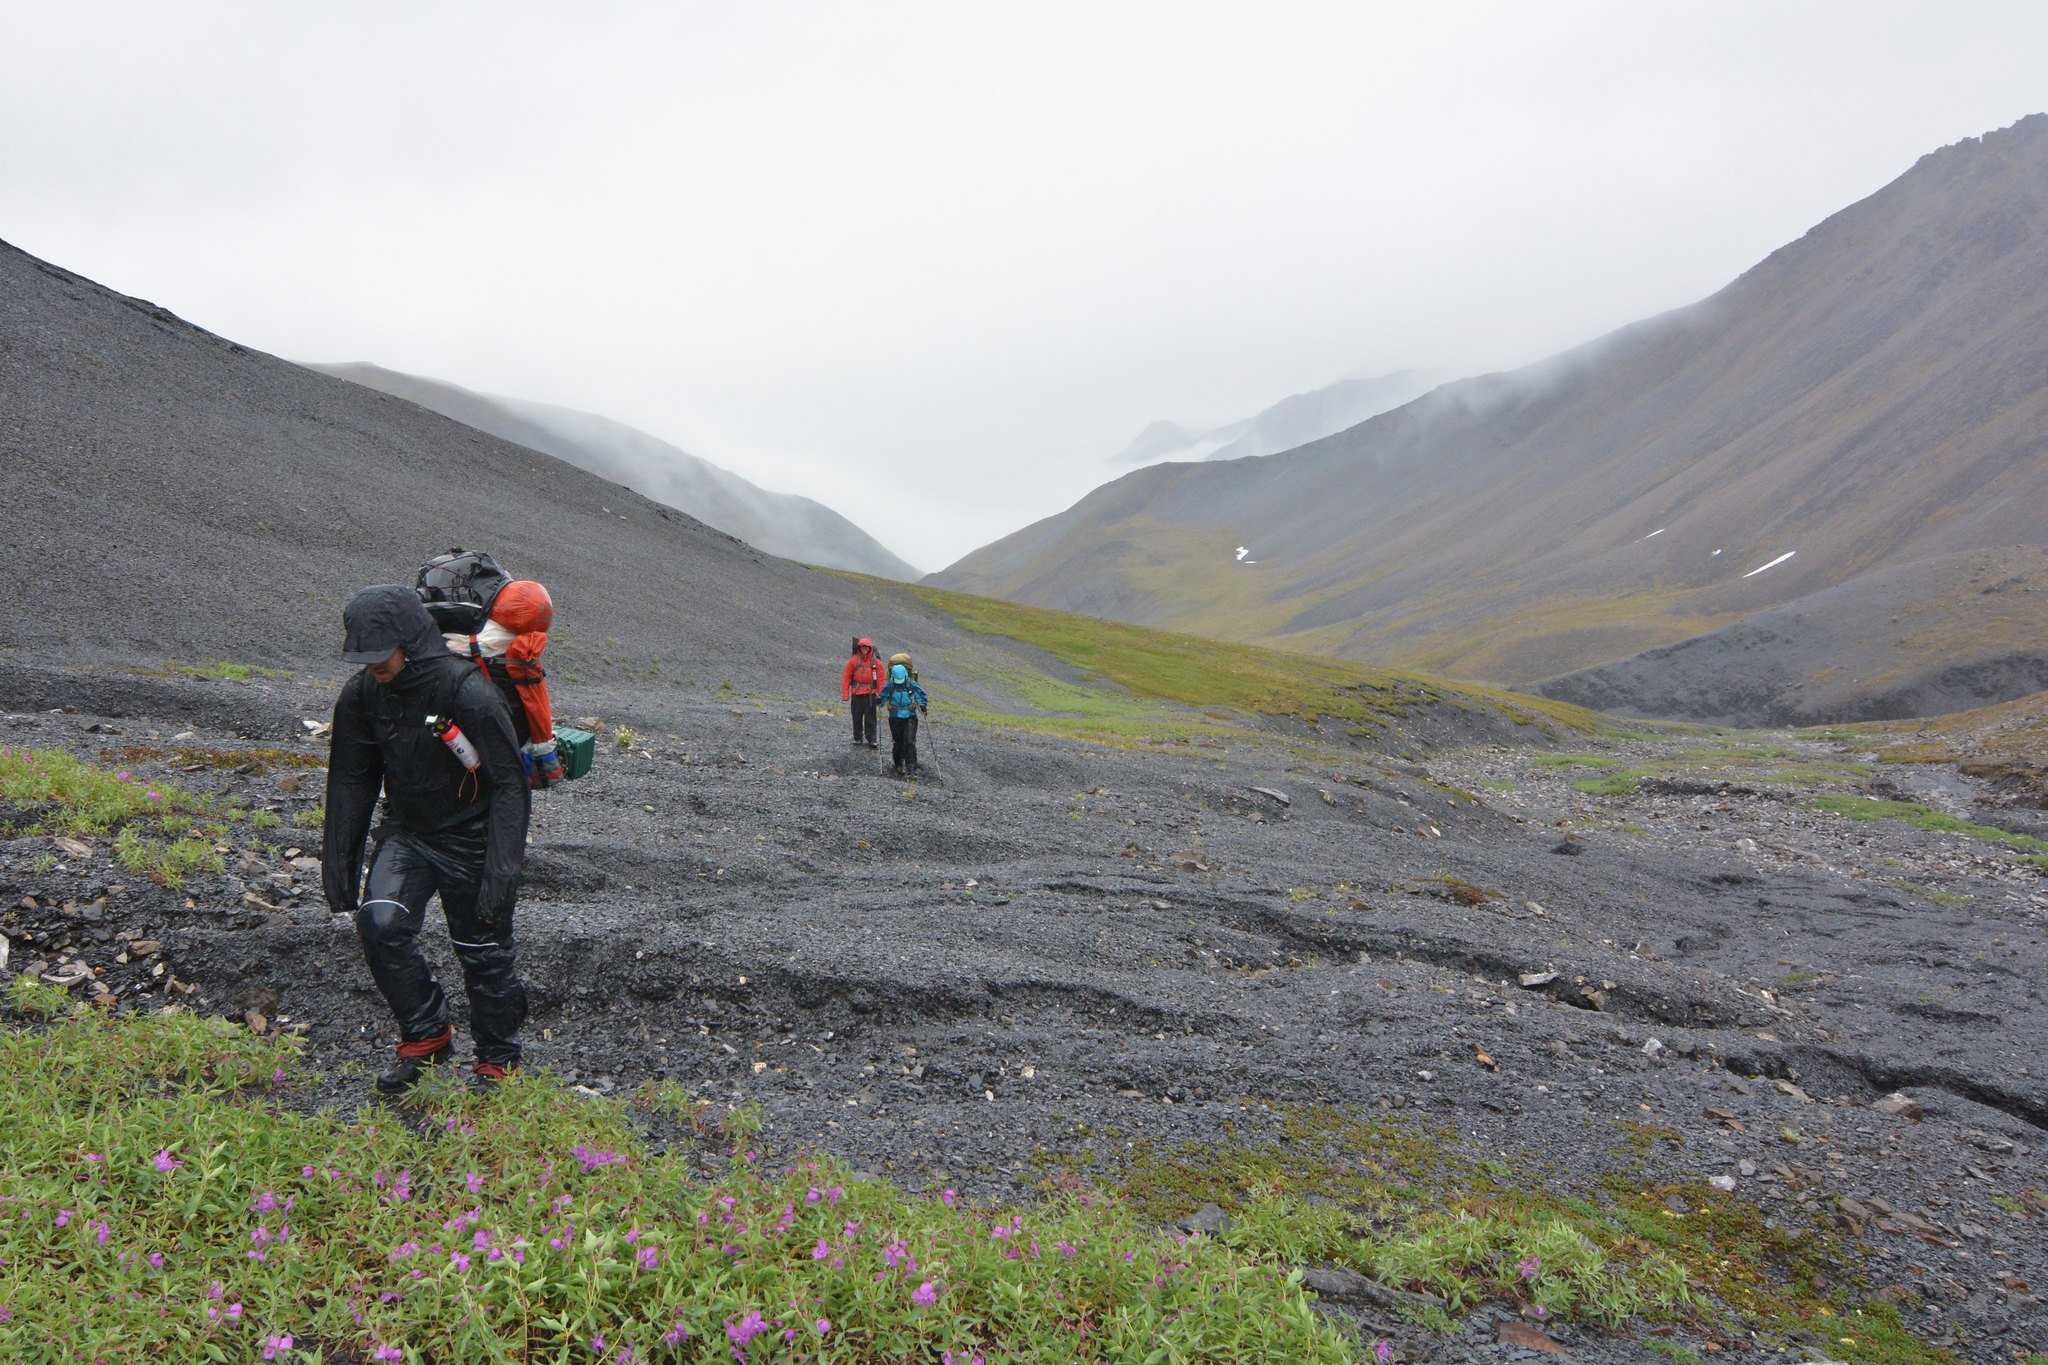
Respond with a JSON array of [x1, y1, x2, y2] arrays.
[[309, 364, 919, 580], [934, 115, 2048, 724]]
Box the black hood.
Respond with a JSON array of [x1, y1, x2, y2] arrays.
[[341, 585, 449, 667]]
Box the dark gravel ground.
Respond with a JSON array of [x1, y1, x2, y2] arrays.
[[4, 662, 2044, 1364], [6, 230, 2046, 1361]]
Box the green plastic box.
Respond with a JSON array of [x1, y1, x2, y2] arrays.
[[552, 726, 596, 780]]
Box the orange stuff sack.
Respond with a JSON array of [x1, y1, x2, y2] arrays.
[[487, 581, 554, 745]]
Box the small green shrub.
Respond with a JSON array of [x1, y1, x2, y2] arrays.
[[113, 826, 225, 888]]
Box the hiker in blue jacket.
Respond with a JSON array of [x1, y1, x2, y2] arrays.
[[878, 662, 928, 776]]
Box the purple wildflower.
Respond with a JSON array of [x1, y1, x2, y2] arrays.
[[261, 1332, 291, 1358], [726, 1311, 766, 1347], [152, 1150, 182, 1173], [912, 1280, 938, 1306]]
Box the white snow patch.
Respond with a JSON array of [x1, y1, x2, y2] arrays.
[[1234, 546, 1249, 562], [1639, 528, 1666, 541], [1712, 548, 1723, 556], [1742, 550, 1796, 578]]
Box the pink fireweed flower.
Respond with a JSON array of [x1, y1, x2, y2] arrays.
[[912, 1280, 938, 1306], [91, 1220, 111, 1246], [812, 1239, 830, 1260], [1517, 1255, 1541, 1281], [54, 1210, 74, 1227], [940, 1189, 957, 1206], [1374, 1342, 1394, 1364], [725, 1312, 766, 1347], [661, 1322, 689, 1347], [815, 1319, 831, 1335], [373, 1348, 404, 1362], [636, 1245, 658, 1271], [261, 1335, 293, 1360], [251, 1192, 279, 1214], [152, 1151, 182, 1173], [147, 1251, 165, 1271], [83, 1153, 104, 1165], [449, 1252, 471, 1272], [465, 1172, 486, 1195]]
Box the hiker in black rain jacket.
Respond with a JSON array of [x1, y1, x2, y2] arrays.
[[321, 585, 531, 1092]]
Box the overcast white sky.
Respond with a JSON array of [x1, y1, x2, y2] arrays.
[[4, 2, 2045, 571]]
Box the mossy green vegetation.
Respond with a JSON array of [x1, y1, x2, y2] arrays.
[[0, 1007, 1353, 1363], [146, 660, 294, 683], [113, 824, 226, 886], [904, 581, 1598, 749], [0, 745, 314, 889], [1810, 795, 2048, 854], [99, 744, 324, 774], [1094, 1104, 1957, 1362]]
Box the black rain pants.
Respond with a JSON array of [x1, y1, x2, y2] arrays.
[[850, 693, 878, 744], [888, 712, 919, 773], [355, 823, 527, 1067]]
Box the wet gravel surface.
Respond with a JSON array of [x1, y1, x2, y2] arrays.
[[4, 666, 2046, 1363]]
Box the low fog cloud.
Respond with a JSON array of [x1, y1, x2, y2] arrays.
[[3, 2, 2045, 570]]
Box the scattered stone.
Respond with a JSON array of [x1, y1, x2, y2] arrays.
[[53, 836, 92, 860], [1518, 970, 1558, 989], [1710, 1174, 1738, 1192], [243, 1010, 268, 1035], [128, 940, 160, 958], [1298, 1265, 1445, 1313], [1496, 1320, 1565, 1352], [1875, 1092, 1924, 1122], [1550, 838, 1583, 856], [1178, 1203, 1231, 1237], [1643, 1037, 1667, 1057], [1738, 1159, 1757, 1177], [1247, 786, 1290, 806]]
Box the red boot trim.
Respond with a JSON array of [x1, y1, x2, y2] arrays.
[[396, 1027, 454, 1060]]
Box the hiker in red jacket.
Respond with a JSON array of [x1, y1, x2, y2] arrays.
[[841, 637, 884, 748]]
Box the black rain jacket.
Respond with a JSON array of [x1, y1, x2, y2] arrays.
[[321, 587, 530, 917]]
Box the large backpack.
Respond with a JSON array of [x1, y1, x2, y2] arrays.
[[415, 549, 559, 758], [889, 651, 918, 683]]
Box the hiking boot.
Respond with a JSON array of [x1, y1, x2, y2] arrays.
[[376, 1036, 452, 1093], [867, 741, 879, 749], [468, 1062, 514, 1092]]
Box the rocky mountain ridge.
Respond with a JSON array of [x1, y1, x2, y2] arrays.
[[937, 115, 2048, 726]]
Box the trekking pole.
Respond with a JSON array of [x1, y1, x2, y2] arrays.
[[922, 709, 938, 768]]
